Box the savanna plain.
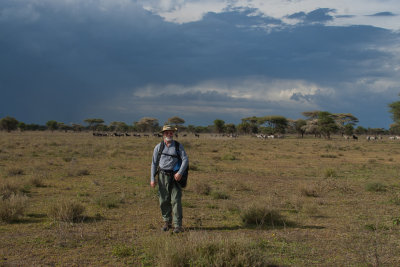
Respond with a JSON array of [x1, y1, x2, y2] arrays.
[[1, 131, 400, 266]]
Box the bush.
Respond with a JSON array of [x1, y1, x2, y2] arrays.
[[0, 181, 23, 200], [143, 232, 276, 267], [29, 177, 46, 188], [221, 154, 236, 161], [300, 186, 319, 197], [48, 200, 85, 222], [0, 193, 28, 222], [112, 244, 134, 258], [6, 167, 24, 176], [67, 168, 90, 177], [365, 182, 387, 192], [211, 191, 230, 200], [94, 194, 125, 209], [194, 182, 211, 195], [324, 168, 337, 178], [241, 206, 289, 228]]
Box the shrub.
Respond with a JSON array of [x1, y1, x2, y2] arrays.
[[194, 182, 211, 195], [365, 182, 387, 192], [189, 164, 199, 171], [6, 167, 24, 176], [29, 177, 46, 188], [211, 191, 230, 200], [300, 186, 319, 197], [0, 193, 28, 222], [324, 168, 337, 178], [228, 182, 251, 192], [94, 194, 125, 209], [48, 200, 85, 222], [0, 181, 23, 199], [241, 206, 289, 228], [221, 154, 236, 161], [112, 244, 134, 258], [143, 232, 276, 267], [67, 168, 90, 177], [320, 154, 337, 158]]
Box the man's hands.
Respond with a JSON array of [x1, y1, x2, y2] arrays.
[[174, 172, 182, 181], [151, 173, 181, 187]]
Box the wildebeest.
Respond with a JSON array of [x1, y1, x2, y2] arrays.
[[195, 133, 200, 138], [93, 132, 108, 137]]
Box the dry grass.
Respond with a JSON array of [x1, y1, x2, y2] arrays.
[[48, 199, 86, 222], [1, 131, 400, 266], [0, 193, 28, 222]]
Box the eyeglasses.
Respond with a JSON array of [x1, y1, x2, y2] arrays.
[[163, 131, 174, 135]]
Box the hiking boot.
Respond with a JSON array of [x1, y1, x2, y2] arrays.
[[173, 226, 183, 234], [161, 222, 172, 231]]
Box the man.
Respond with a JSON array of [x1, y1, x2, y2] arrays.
[[150, 125, 189, 233]]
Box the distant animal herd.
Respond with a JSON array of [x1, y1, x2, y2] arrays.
[[92, 132, 400, 141]]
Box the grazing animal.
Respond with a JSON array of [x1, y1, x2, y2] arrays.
[[195, 133, 200, 138], [93, 132, 108, 137], [352, 135, 358, 140]]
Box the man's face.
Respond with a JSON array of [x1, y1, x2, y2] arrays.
[[163, 130, 174, 141]]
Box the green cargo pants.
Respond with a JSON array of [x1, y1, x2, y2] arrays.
[[158, 171, 182, 227]]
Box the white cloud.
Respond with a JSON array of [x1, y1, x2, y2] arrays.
[[138, 0, 400, 30]]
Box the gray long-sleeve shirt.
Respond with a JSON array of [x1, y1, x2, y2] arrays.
[[150, 140, 189, 183]]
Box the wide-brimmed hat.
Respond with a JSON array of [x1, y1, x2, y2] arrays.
[[160, 125, 177, 133]]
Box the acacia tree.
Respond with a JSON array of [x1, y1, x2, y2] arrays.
[[302, 119, 320, 137], [0, 116, 19, 132], [333, 113, 358, 136], [261, 115, 288, 134], [213, 119, 225, 133], [71, 124, 84, 132], [302, 111, 321, 120], [167, 116, 185, 125], [167, 116, 185, 131], [110, 121, 128, 132], [17, 122, 27, 132], [84, 118, 105, 132], [224, 123, 236, 134], [241, 116, 260, 134], [237, 121, 252, 134], [294, 119, 307, 138], [317, 111, 338, 139], [389, 95, 400, 132], [135, 117, 159, 132], [46, 120, 59, 132]]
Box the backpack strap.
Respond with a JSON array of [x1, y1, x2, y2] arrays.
[[174, 141, 181, 160], [154, 141, 165, 176]]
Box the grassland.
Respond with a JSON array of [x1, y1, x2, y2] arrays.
[[1, 131, 400, 266]]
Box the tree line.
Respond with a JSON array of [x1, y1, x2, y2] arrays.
[[2, 99, 400, 137]]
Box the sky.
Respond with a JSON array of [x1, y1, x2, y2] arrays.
[[1, 0, 400, 128]]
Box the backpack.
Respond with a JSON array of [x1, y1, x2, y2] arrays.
[[155, 141, 189, 188]]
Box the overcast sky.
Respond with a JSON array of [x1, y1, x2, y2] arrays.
[[1, 0, 400, 128]]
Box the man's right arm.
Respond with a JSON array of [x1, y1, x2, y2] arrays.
[[150, 144, 159, 187]]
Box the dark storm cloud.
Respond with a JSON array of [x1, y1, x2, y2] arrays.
[[287, 8, 335, 23], [0, 1, 399, 127], [369, 12, 396, 16]]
